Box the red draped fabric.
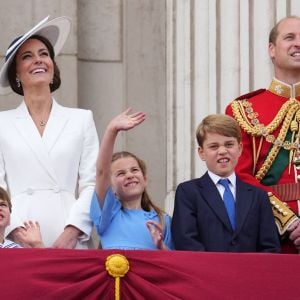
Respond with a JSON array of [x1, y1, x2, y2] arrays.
[[1, 249, 299, 299]]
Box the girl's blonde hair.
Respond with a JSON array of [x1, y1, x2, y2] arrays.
[[112, 151, 165, 229]]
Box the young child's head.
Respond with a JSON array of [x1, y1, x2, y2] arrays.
[[0, 187, 12, 232], [0, 187, 12, 212], [196, 114, 242, 177], [111, 151, 148, 204], [111, 151, 165, 225]]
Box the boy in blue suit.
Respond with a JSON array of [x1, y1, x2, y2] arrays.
[[171, 114, 280, 252]]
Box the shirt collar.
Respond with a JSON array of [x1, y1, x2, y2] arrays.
[[208, 171, 236, 188], [268, 78, 300, 98]]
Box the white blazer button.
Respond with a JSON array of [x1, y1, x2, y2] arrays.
[[53, 186, 60, 193], [27, 188, 34, 195]]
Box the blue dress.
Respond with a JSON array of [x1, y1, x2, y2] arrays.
[[90, 187, 174, 250]]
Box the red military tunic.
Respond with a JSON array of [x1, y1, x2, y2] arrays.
[[226, 78, 300, 253]]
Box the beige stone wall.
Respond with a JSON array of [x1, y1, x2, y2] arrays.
[[77, 0, 167, 208]]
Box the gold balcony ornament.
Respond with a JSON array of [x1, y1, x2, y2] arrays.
[[106, 254, 130, 300]]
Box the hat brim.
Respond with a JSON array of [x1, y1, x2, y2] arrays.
[[0, 16, 71, 95]]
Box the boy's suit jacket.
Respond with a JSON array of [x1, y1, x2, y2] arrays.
[[171, 172, 280, 252]]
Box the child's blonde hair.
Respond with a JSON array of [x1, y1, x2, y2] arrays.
[[196, 114, 241, 147]]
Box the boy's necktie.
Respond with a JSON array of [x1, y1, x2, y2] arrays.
[[218, 179, 236, 230]]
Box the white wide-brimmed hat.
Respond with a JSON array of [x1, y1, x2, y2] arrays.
[[0, 15, 71, 95]]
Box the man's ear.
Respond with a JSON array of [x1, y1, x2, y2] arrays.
[[268, 42, 275, 60]]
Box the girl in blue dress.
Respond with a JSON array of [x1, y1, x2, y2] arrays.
[[90, 109, 173, 250]]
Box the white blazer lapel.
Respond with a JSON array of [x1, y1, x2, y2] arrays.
[[42, 99, 69, 152], [13, 101, 58, 181]]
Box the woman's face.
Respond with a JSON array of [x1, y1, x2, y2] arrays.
[[15, 38, 54, 91]]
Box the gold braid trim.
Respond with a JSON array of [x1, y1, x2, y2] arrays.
[[231, 98, 298, 136], [268, 193, 298, 235], [255, 103, 299, 181], [231, 98, 300, 180]]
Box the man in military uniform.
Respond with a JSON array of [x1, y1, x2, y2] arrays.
[[226, 16, 300, 253]]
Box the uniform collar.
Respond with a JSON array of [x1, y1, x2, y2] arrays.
[[268, 78, 300, 98]]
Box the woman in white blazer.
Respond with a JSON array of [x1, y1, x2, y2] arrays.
[[0, 16, 99, 248]]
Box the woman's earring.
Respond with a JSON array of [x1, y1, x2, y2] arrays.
[[50, 78, 54, 85], [16, 78, 21, 88]]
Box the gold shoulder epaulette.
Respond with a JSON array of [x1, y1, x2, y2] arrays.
[[231, 97, 299, 137], [268, 192, 299, 235]]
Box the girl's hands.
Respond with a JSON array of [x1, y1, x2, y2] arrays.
[[109, 108, 146, 133], [146, 220, 168, 250]]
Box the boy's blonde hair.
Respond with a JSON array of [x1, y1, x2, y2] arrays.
[[0, 186, 12, 212], [196, 114, 241, 147]]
